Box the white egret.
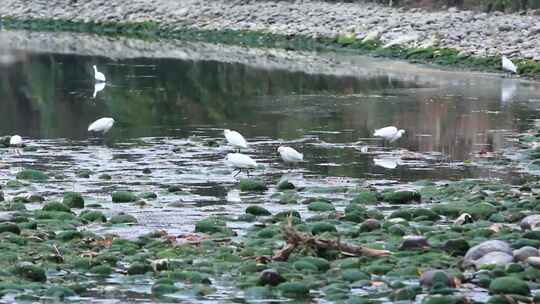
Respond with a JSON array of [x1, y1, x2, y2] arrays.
[[277, 146, 303, 164], [9, 135, 23, 147], [93, 65, 106, 82], [224, 129, 248, 152], [226, 153, 257, 176], [501, 56, 517, 74], [373, 126, 405, 142], [88, 117, 115, 133], [454, 213, 473, 225], [93, 82, 106, 98]]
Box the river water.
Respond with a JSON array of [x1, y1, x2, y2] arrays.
[[1, 30, 540, 302]]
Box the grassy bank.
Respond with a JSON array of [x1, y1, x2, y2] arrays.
[[2, 17, 540, 79]]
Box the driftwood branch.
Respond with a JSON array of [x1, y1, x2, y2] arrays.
[[263, 218, 391, 262]]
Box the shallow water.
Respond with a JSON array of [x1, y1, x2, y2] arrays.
[[1, 30, 540, 302]]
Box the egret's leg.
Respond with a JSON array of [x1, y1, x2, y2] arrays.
[[233, 169, 241, 177], [246, 170, 251, 177]]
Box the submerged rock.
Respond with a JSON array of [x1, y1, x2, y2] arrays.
[[351, 191, 378, 205], [277, 282, 310, 298], [239, 179, 268, 192], [109, 214, 138, 224], [63, 192, 84, 209], [16, 169, 48, 181], [0, 222, 20, 234], [383, 191, 421, 204], [42, 202, 71, 213], [420, 270, 456, 288], [359, 219, 381, 232], [442, 239, 470, 256], [80, 211, 107, 223], [245, 205, 271, 216], [308, 201, 335, 212], [44, 286, 76, 300], [111, 191, 137, 203], [277, 180, 295, 190]]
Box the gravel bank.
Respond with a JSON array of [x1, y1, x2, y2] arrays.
[[1, 0, 540, 61]]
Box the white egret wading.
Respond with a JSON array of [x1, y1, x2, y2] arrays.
[[224, 129, 248, 152], [9, 135, 23, 147], [93, 82, 106, 99], [88, 117, 115, 134], [226, 153, 257, 177], [373, 126, 405, 143], [501, 56, 517, 74], [93, 65, 106, 82], [277, 146, 303, 164]]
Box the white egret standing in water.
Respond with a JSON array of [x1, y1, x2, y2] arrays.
[[501, 56, 517, 74], [373, 126, 405, 142], [88, 117, 115, 134], [93, 82, 106, 98], [226, 153, 257, 177], [374, 157, 399, 169], [93, 65, 106, 82], [277, 146, 303, 164], [224, 129, 248, 152]]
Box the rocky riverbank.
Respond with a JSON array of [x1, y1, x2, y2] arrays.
[[1, 0, 540, 71]]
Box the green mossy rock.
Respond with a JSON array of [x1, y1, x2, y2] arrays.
[[245, 205, 271, 216], [383, 191, 421, 204], [273, 210, 301, 221], [351, 191, 378, 204], [277, 282, 310, 298], [16, 169, 48, 181], [80, 211, 107, 223], [239, 179, 268, 191], [244, 286, 273, 299], [44, 286, 76, 299], [342, 269, 370, 282], [311, 222, 337, 235], [307, 201, 335, 212], [111, 191, 137, 203], [57, 230, 83, 241], [6, 180, 24, 188], [195, 218, 228, 234], [99, 174, 112, 180], [0, 222, 20, 235], [42, 202, 71, 213], [151, 283, 179, 296], [299, 257, 330, 271], [393, 286, 421, 301], [128, 262, 152, 275], [277, 180, 295, 190], [140, 192, 157, 199], [63, 192, 84, 209], [465, 203, 498, 220], [90, 265, 113, 276], [422, 295, 467, 304], [76, 169, 91, 178], [489, 277, 530, 296], [109, 214, 138, 224], [13, 262, 46, 282], [293, 260, 319, 272]]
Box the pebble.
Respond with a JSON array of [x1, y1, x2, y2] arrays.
[[513, 246, 539, 262], [0, 0, 538, 60], [520, 214, 540, 230], [527, 256, 540, 269]]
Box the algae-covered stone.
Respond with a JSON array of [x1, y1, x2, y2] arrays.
[[359, 219, 381, 232], [0, 222, 20, 235], [420, 270, 455, 288], [109, 214, 138, 224], [351, 191, 378, 204], [342, 269, 369, 282], [299, 257, 330, 272], [383, 191, 421, 204], [277, 282, 310, 298], [57, 230, 83, 241], [311, 222, 337, 235], [16, 169, 48, 181], [244, 286, 273, 300], [63, 192, 84, 209], [195, 218, 227, 234], [442, 239, 470, 256], [240, 179, 268, 191], [423, 295, 467, 304], [99, 174, 112, 180], [293, 260, 318, 272], [80, 211, 107, 223], [111, 191, 137, 203], [140, 192, 157, 199], [393, 286, 421, 301], [259, 269, 285, 286], [245, 205, 271, 216], [45, 286, 76, 299], [167, 185, 183, 193], [42, 202, 71, 213], [307, 201, 335, 212], [151, 283, 179, 296], [13, 262, 46, 282], [273, 210, 301, 221], [90, 265, 113, 276], [489, 276, 530, 296], [399, 235, 430, 250], [465, 203, 498, 220], [277, 180, 295, 190], [127, 262, 152, 275]]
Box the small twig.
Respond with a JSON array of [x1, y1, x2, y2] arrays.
[[53, 244, 64, 262]]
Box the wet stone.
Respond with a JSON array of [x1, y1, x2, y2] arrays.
[[277, 180, 295, 190], [245, 205, 271, 216], [42, 202, 71, 213], [464, 240, 512, 266], [420, 270, 455, 288], [359, 219, 381, 232], [0, 222, 21, 234], [399, 235, 430, 250], [520, 214, 540, 230], [80, 210, 107, 222], [527, 256, 540, 269], [277, 282, 310, 298], [16, 169, 48, 181], [63, 192, 84, 209], [351, 191, 378, 205], [513, 246, 539, 262], [474, 251, 514, 268], [442, 238, 470, 256], [13, 262, 46, 282], [307, 201, 335, 212], [109, 213, 138, 224], [489, 276, 530, 296], [259, 269, 286, 286], [239, 179, 268, 192], [111, 191, 137, 203], [383, 190, 421, 204]]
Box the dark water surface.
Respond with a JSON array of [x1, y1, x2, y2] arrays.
[[1, 30, 540, 303]]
